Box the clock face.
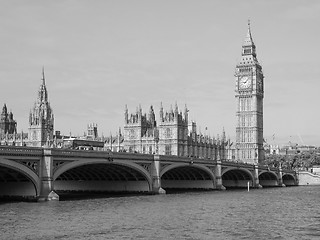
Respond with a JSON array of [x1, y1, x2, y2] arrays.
[[239, 76, 252, 89]]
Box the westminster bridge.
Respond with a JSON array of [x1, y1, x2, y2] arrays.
[[0, 146, 298, 201]]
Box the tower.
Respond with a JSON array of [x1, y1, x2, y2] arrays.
[[28, 68, 54, 147], [235, 22, 264, 164], [87, 123, 98, 140], [0, 104, 17, 135], [158, 103, 188, 156], [123, 105, 157, 153]]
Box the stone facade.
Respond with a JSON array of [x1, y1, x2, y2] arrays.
[[104, 104, 227, 160], [235, 23, 264, 164]]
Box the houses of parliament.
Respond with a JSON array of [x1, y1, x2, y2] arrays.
[[0, 24, 264, 164]]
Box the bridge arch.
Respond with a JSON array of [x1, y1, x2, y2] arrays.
[[221, 167, 254, 188], [0, 158, 40, 197], [160, 163, 215, 190], [53, 159, 153, 192], [259, 171, 279, 187], [282, 173, 297, 186]]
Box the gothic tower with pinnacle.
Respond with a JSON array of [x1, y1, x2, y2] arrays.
[[235, 22, 264, 164], [28, 68, 54, 147]]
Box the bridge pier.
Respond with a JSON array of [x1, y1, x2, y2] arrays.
[[151, 155, 166, 194], [215, 159, 226, 190], [253, 164, 262, 188], [38, 149, 59, 201], [278, 165, 286, 187]]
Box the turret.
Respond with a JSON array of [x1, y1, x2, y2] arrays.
[[125, 105, 128, 123], [159, 102, 164, 122], [184, 104, 188, 123], [148, 105, 156, 127], [1, 104, 7, 120]]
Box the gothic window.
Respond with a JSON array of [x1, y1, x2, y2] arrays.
[[129, 129, 135, 139], [179, 146, 183, 156], [143, 146, 146, 153], [165, 128, 171, 138], [165, 145, 171, 155], [149, 146, 152, 154], [32, 130, 37, 140]]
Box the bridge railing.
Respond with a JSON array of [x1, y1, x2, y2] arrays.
[[0, 145, 43, 156]]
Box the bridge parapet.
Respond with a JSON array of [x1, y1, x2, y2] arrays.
[[221, 160, 255, 169], [50, 149, 156, 161], [0, 146, 43, 156]]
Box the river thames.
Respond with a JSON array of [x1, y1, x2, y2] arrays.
[[1, 186, 320, 240]]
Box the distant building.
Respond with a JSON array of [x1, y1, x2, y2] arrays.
[[311, 165, 320, 175], [0, 104, 27, 146], [0, 104, 17, 135], [265, 141, 317, 156], [104, 104, 227, 160], [54, 123, 104, 151]]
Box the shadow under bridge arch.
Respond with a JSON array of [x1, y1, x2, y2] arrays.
[[160, 163, 215, 191], [222, 168, 253, 189], [53, 159, 152, 193], [282, 173, 297, 186], [259, 171, 279, 187], [0, 158, 40, 198]]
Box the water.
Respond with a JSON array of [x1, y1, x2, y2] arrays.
[[1, 186, 320, 240]]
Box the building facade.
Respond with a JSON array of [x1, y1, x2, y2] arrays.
[[235, 23, 264, 164], [109, 104, 227, 160]]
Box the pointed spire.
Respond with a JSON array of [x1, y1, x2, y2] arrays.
[[243, 19, 254, 46], [2, 104, 7, 115], [184, 104, 188, 122], [41, 66, 46, 85], [222, 127, 226, 142], [160, 102, 164, 121], [125, 104, 128, 123], [174, 102, 178, 114]]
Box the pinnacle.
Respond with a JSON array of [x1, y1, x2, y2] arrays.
[[41, 66, 46, 85], [243, 23, 254, 46]]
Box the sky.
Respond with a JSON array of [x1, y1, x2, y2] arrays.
[[0, 0, 320, 146]]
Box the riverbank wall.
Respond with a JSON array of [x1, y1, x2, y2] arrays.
[[298, 171, 320, 185]]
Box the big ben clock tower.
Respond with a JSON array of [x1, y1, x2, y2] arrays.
[[235, 22, 264, 164]]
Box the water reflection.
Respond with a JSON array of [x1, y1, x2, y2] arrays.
[[1, 186, 320, 240]]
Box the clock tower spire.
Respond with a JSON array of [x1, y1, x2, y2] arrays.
[[235, 22, 264, 164]]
